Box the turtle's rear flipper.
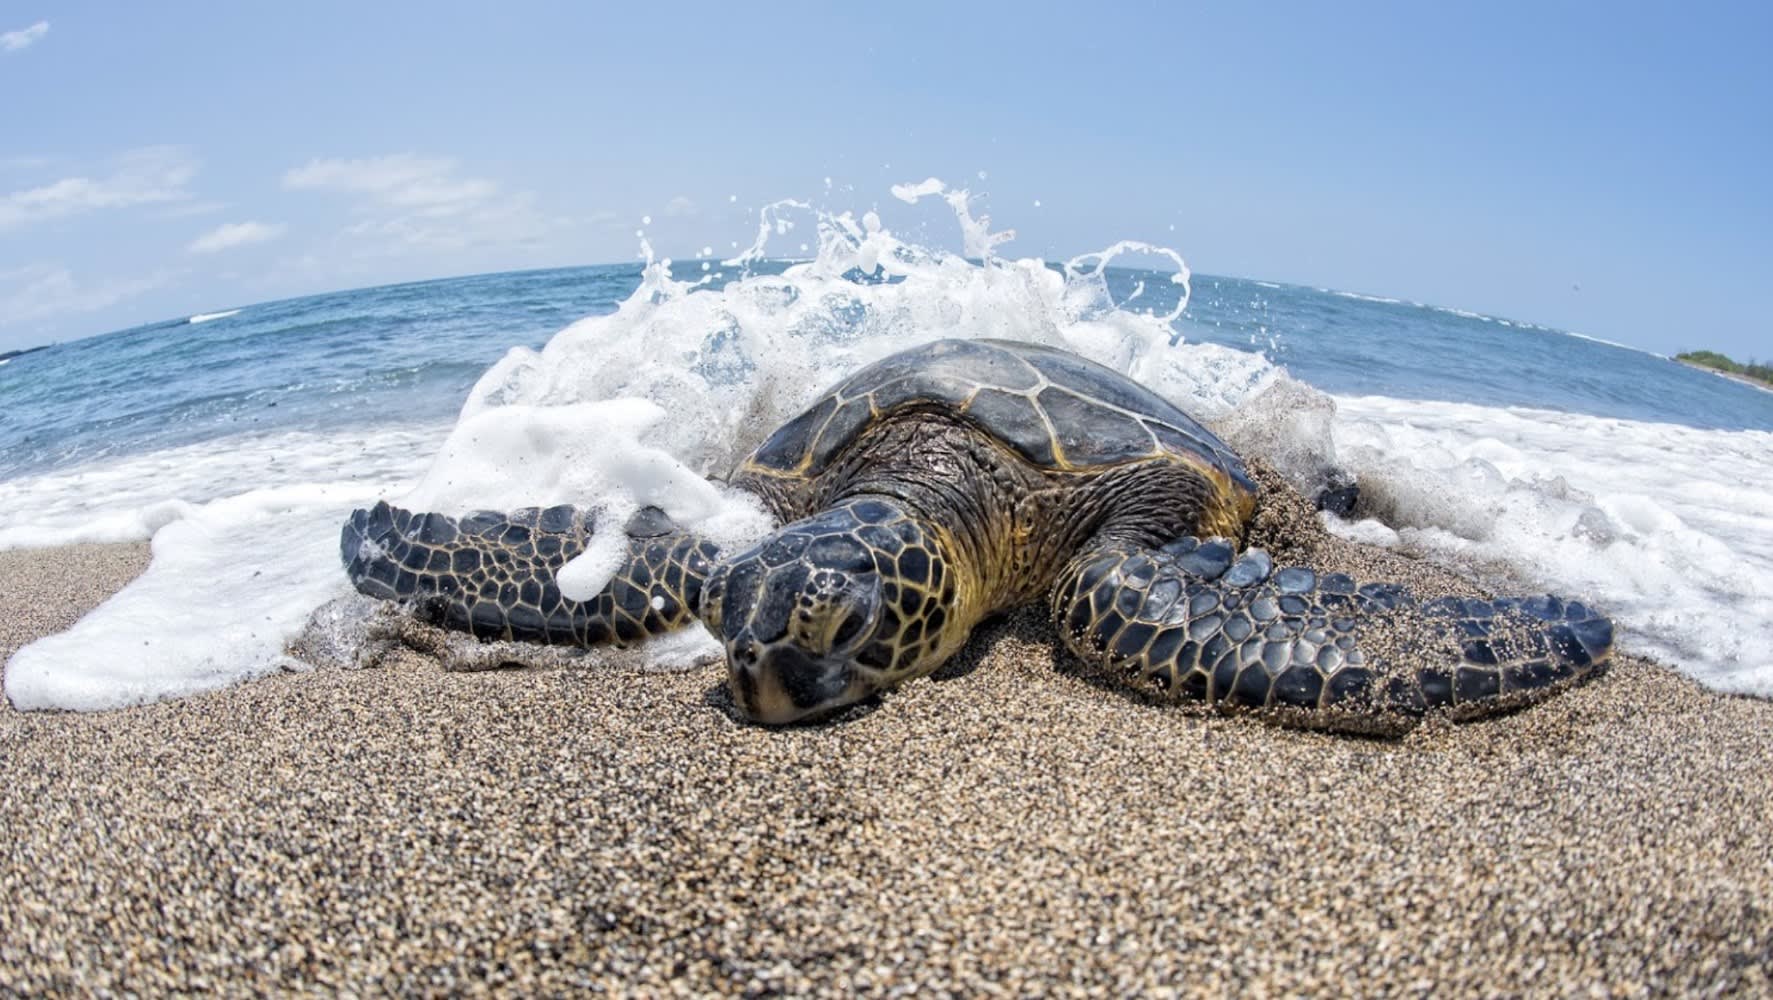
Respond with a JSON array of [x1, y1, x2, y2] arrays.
[[1052, 537, 1612, 735], [341, 500, 719, 646]]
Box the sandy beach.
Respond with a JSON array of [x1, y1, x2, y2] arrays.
[[2, 539, 1770, 996]]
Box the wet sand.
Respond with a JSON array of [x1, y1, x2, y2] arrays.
[[2, 537, 1770, 995]]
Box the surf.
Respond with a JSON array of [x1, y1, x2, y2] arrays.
[[3, 179, 1770, 710], [188, 309, 243, 324]]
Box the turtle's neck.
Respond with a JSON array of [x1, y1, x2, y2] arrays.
[[815, 411, 1053, 612]]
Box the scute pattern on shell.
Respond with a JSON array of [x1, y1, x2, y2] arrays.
[[745, 339, 1254, 492]]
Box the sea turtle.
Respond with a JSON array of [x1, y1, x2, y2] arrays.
[[341, 338, 1612, 733]]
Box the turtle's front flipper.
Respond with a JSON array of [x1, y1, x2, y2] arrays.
[[341, 501, 720, 646], [1051, 537, 1612, 735]]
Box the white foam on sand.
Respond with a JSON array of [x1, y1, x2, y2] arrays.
[[1326, 396, 1773, 695], [6, 179, 1771, 709], [6, 485, 379, 710], [11, 179, 1262, 711], [1, 426, 441, 710]]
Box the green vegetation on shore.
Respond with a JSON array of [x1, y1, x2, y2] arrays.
[[1676, 350, 1773, 387]]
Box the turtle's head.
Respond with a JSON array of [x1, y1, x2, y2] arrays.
[[698, 498, 952, 724]]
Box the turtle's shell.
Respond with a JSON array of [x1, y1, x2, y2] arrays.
[[742, 338, 1254, 495]]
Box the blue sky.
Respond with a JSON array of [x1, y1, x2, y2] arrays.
[[1, 2, 1768, 356]]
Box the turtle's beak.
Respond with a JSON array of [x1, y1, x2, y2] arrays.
[[724, 633, 869, 725], [698, 524, 885, 724]]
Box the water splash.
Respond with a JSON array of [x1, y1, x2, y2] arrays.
[[425, 179, 1258, 598], [7, 179, 1261, 711], [12, 177, 1767, 711], [1065, 240, 1193, 324], [890, 177, 1015, 261]]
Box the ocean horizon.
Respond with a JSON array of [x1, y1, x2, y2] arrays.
[[3, 200, 1771, 712]]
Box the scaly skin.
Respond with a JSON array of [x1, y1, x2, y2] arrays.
[[339, 343, 1612, 733], [341, 501, 717, 646], [1052, 537, 1613, 735], [704, 414, 1257, 722], [698, 497, 974, 723]]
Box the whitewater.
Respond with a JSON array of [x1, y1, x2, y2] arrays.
[[3, 181, 1771, 710]]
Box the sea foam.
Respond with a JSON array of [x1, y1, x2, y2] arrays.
[[9, 181, 1244, 710], [5, 180, 1770, 710], [2, 426, 440, 710], [1328, 397, 1773, 695]]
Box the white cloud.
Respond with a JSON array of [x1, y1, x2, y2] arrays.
[[283, 155, 497, 212], [664, 195, 697, 218], [0, 147, 198, 230], [1, 21, 48, 52], [282, 153, 561, 258], [188, 220, 286, 254], [0, 264, 168, 329]]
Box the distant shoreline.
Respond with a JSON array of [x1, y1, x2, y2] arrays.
[[1675, 357, 1773, 394], [0, 344, 51, 363]]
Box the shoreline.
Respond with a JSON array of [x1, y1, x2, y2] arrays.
[[1675, 356, 1773, 394], [3, 540, 1770, 994]]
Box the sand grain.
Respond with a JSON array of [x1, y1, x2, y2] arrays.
[[2, 540, 1770, 996]]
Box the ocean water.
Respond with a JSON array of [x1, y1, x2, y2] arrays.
[[4, 182, 1771, 710]]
